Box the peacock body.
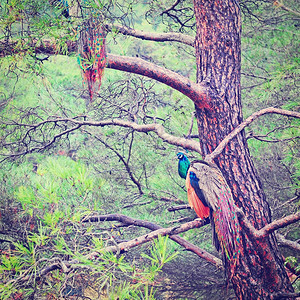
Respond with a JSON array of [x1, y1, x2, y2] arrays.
[[77, 17, 106, 102], [177, 152, 242, 276]]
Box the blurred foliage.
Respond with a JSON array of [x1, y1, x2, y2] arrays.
[[0, 0, 299, 299]]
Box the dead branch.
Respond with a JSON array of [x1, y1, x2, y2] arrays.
[[274, 195, 300, 211], [104, 24, 194, 46], [271, 292, 300, 299], [82, 213, 222, 268], [206, 107, 300, 162], [0, 123, 81, 162]]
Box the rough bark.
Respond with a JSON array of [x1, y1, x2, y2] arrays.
[[193, 0, 294, 299]]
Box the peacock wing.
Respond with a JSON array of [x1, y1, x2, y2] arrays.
[[186, 172, 210, 219], [189, 161, 224, 211]]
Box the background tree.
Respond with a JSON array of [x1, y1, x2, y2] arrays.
[[0, 0, 299, 299]]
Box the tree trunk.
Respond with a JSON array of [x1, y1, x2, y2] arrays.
[[193, 0, 294, 298]]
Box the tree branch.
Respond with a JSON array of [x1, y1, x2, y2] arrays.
[[0, 41, 209, 108], [0, 124, 82, 162], [82, 213, 222, 268], [168, 204, 191, 212], [236, 208, 300, 239], [104, 24, 194, 46], [1, 117, 201, 160], [206, 107, 300, 162], [106, 54, 210, 109], [276, 234, 300, 252]]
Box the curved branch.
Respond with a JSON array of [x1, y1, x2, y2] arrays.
[[206, 107, 300, 162], [82, 213, 222, 267], [107, 54, 210, 109], [104, 24, 194, 46]]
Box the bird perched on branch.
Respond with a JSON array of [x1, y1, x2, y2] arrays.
[[77, 16, 106, 103], [177, 152, 242, 277]]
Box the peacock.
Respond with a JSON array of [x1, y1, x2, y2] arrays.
[[77, 16, 106, 103], [177, 152, 242, 277]]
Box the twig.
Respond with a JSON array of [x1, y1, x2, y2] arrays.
[[168, 205, 191, 212]]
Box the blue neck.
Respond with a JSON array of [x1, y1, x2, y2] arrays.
[[178, 156, 190, 179]]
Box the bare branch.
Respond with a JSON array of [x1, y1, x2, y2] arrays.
[[1, 117, 201, 158], [276, 234, 300, 252], [206, 107, 300, 162], [274, 195, 300, 211], [82, 213, 222, 268], [271, 292, 300, 300], [104, 24, 194, 46], [83, 129, 144, 195], [0, 123, 81, 162], [236, 208, 300, 239]]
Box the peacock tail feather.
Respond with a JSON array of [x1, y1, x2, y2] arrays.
[[77, 16, 106, 102], [210, 176, 242, 278]]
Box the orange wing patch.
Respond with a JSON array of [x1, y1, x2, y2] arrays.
[[186, 174, 210, 219]]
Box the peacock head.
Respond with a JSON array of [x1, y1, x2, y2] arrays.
[[177, 152, 190, 179]]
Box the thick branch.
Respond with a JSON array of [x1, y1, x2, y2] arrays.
[[0, 41, 209, 108], [107, 54, 210, 109], [82, 213, 222, 267], [104, 24, 194, 46], [206, 107, 300, 162], [236, 208, 300, 239]]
